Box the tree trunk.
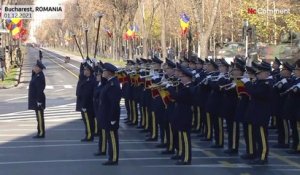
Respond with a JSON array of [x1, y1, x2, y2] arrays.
[[200, 0, 219, 58], [160, 0, 167, 59]]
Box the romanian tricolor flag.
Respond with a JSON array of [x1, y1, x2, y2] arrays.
[[236, 80, 250, 97], [180, 13, 190, 35], [159, 89, 173, 108], [124, 25, 139, 40]]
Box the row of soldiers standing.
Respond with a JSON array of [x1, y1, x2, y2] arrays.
[[118, 56, 300, 165], [76, 59, 122, 166]]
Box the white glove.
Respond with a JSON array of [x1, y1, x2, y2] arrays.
[[161, 81, 168, 86], [82, 108, 87, 112], [206, 75, 212, 79], [296, 83, 300, 88], [195, 73, 200, 78], [166, 83, 172, 88], [111, 121, 116, 125], [280, 78, 287, 84], [81, 59, 87, 63], [192, 70, 197, 74], [37, 102, 42, 107], [241, 77, 250, 83], [229, 83, 237, 88]]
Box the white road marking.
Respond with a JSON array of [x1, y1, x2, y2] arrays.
[[5, 96, 28, 102], [45, 85, 54, 89], [64, 85, 73, 89]]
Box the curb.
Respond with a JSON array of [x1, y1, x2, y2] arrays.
[[0, 64, 23, 89]]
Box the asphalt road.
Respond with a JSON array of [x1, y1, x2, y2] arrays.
[[0, 47, 299, 175]]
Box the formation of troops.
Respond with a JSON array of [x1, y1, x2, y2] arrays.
[[28, 51, 300, 166]]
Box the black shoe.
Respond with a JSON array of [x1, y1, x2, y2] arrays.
[[94, 152, 106, 156], [201, 138, 212, 141], [224, 149, 238, 155], [102, 161, 118, 166], [272, 144, 289, 149], [145, 138, 157, 142], [136, 126, 144, 129], [249, 159, 268, 165], [286, 149, 300, 154], [171, 155, 181, 160], [81, 138, 94, 142], [32, 135, 45, 139], [210, 144, 223, 148], [156, 143, 167, 148], [240, 154, 256, 160], [175, 160, 191, 165], [161, 150, 175, 155]]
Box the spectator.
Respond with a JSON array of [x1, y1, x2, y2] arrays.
[[0, 57, 5, 81]]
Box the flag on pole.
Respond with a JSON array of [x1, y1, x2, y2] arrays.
[[180, 13, 190, 35], [104, 27, 113, 38], [124, 25, 139, 40]]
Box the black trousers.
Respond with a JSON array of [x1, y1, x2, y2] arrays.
[[205, 112, 213, 140], [81, 111, 95, 140], [125, 98, 131, 121], [277, 118, 290, 146], [107, 130, 119, 163], [290, 120, 300, 151], [149, 111, 158, 140], [226, 119, 239, 151], [165, 123, 174, 152], [212, 115, 224, 146], [243, 123, 256, 156], [254, 125, 269, 161], [35, 109, 45, 137], [131, 100, 138, 125], [98, 128, 107, 154], [179, 130, 191, 163], [192, 106, 202, 132]]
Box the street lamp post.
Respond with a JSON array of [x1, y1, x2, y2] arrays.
[[244, 20, 249, 59]]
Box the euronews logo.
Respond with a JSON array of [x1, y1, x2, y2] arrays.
[[247, 7, 290, 15]]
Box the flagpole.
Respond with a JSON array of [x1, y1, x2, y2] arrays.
[[72, 34, 84, 59], [93, 13, 103, 59]]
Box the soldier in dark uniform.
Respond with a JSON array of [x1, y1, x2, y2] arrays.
[[98, 63, 122, 166], [93, 67, 108, 156], [28, 60, 46, 138], [167, 65, 194, 165], [273, 62, 295, 148], [234, 60, 256, 160], [193, 58, 206, 133], [222, 63, 241, 155], [243, 63, 272, 165], [146, 56, 163, 142], [269, 57, 281, 129], [78, 63, 96, 142], [283, 60, 300, 154], [39, 50, 43, 61], [205, 60, 222, 147], [161, 58, 177, 155]]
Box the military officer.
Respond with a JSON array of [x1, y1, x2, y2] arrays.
[[78, 63, 96, 142], [93, 67, 108, 156], [270, 57, 281, 129], [283, 60, 300, 154], [167, 65, 194, 165], [28, 60, 46, 138], [243, 62, 273, 165], [99, 63, 122, 166], [273, 62, 295, 148]]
